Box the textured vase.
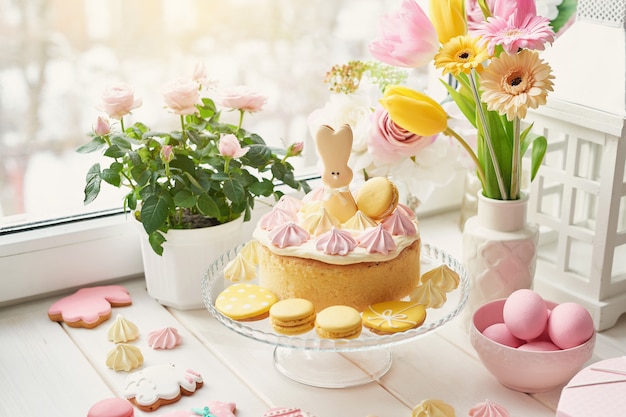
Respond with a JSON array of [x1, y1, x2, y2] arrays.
[[462, 192, 539, 324], [138, 216, 244, 310]]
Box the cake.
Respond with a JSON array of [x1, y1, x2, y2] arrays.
[[223, 125, 421, 312]]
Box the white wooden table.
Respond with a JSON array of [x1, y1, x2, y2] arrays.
[[2, 211, 624, 417]]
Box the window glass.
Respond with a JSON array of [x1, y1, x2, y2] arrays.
[[0, 0, 400, 227]]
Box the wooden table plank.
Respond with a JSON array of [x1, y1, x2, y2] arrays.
[[0, 301, 116, 417]]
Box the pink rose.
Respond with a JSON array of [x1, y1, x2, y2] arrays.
[[163, 77, 200, 115], [218, 134, 249, 158], [218, 86, 267, 112], [100, 82, 142, 120], [367, 106, 435, 163], [287, 142, 304, 157], [368, 0, 439, 68], [161, 145, 173, 163], [93, 116, 110, 136]]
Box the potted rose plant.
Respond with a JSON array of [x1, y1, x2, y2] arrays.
[[78, 64, 308, 309]]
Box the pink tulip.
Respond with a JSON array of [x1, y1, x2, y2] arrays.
[[163, 77, 201, 115], [368, 0, 439, 68], [367, 106, 435, 163], [492, 0, 536, 21], [99, 82, 142, 120], [94, 116, 110, 136], [218, 86, 267, 112], [218, 134, 249, 158]]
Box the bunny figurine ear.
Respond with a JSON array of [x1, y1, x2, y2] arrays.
[[314, 124, 358, 223]]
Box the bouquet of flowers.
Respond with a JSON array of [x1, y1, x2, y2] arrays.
[[369, 0, 575, 201], [308, 60, 464, 207], [78, 63, 308, 255]]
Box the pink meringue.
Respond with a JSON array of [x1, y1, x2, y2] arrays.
[[469, 399, 510, 417], [381, 210, 417, 236], [147, 327, 182, 349], [357, 224, 396, 255], [269, 222, 310, 248], [315, 228, 358, 255], [259, 207, 297, 230], [396, 203, 415, 219], [302, 186, 325, 202], [275, 195, 303, 214]]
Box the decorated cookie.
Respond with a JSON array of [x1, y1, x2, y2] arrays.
[[48, 285, 132, 328], [106, 343, 144, 372], [269, 298, 316, 335], [159, 401, 237, 417], [107, 314, 139, 343], [123, 363, 203, 412], [87, 398, 134, 417], [148, 327, 182, 350], [215, 283, 278, 321], [261, 407, 316, 417], [362, 301, 426, 334], [314, 305, 362, 339], [355, 177, 399, 220], [315, 125, 358, 223]]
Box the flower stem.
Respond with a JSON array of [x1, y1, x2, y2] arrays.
[[444, 127, 486, 189], [510, 117, 521, 199], [469, 69, 508, 200], [237, 110, 244, 133], [224, 156, 231, 174]]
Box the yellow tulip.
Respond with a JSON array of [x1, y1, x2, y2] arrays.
[[379, 86, 447, 137], [429, 0, 467, 45]]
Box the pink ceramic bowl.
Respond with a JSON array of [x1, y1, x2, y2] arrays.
[[470, 298, 595, 393]]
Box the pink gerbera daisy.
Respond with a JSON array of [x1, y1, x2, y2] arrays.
[[473, 10, 555, 55]]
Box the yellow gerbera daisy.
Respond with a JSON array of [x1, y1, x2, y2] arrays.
[[434, 35, 490, 76], [480, 49, 555, 121]]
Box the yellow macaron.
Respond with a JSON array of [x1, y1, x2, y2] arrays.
[[355, 177, 399, 220], [362, 301, 426, 334], [269, 298, 316, 335], [315, 305, 362, 339], [215, 283, 278, 321]]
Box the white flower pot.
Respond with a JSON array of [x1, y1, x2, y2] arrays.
[[137, 217, 244, 310], [461, 192, 539, 323]]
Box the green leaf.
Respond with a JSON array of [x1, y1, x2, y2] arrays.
[[101, 167, 121, 187], [173, 190, 197, 208], [83, 163, 102, 205], [148, 231, 166, 256], [125, 192, 137, 211], [104, 144, 127, 158], [197, 194, 220, 218], [170, 154, 195, 175], [110, 135, 132, 150], [551, 0, 577, 34], [248, 178, 274, 196], [243, 144, 273, 168], [223, 178, 246, 203], [530, 135, 548, 181], [76, 136, 106, 154], [141, 194, 171, 234]]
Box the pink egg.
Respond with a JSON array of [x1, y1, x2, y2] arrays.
[[503, 289, 549, 340], [527, 308, 552, 342], [518, 340, 561, 351], [483, 322, 524, 348], [547, 302, 594, 349]]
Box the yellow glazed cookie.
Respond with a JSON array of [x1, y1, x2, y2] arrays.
[[315, 305, 362, 339], [215, 283, 278, 321], [355, 177, 399, 220], [269, 298, 316, 335], [362, 301, 426, 334]]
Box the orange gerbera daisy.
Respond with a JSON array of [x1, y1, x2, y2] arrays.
[[480, 49, 554, 121], [434, 35, 491, 76]]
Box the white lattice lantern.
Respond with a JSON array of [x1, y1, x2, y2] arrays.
[[525, 0, 626, 331]]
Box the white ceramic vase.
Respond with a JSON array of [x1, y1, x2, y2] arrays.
[[462, 192, 539, 323], [138, 216, 244, 310]]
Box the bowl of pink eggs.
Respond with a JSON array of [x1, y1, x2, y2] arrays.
[[470, 289, 596, 393]]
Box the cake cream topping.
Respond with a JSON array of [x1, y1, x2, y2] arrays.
[[315, 227, 358, 255]]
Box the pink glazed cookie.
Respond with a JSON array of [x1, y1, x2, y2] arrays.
[[48, 285, 132, 328], [160, 401, 236, 417], [87, 398, 134, 417]]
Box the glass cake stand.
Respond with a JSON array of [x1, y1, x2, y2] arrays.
[[201, 243, 470, 388]]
